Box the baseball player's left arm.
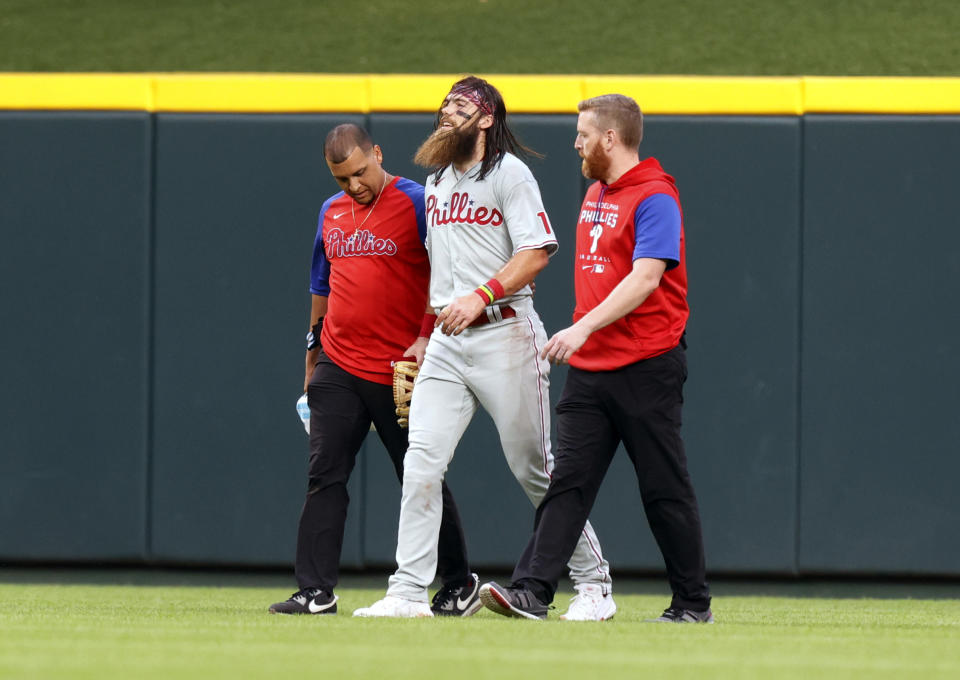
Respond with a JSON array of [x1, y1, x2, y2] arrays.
[[438, 165, 555, 336], [436, 248, 549, 336], [542, 257, 667, 364]]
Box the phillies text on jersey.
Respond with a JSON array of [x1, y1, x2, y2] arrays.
[[426, 192, 504, 227]]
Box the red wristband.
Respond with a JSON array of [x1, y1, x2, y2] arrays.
[[486, 278, 505, 300], [474, 278, 504, 305], [419, 313, 438, 337], [474, 287, 493, 304]]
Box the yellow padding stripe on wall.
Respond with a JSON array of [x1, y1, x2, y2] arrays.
[[804, 77, 960, 114], [582, 76, 804, 115], [2, 73, 960, 114], [0, 73, 155, 110]]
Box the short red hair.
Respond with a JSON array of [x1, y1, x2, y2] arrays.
[[578, 94, 644, 149]]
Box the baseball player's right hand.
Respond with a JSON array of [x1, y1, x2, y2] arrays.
[[437, 293, 485, 336]]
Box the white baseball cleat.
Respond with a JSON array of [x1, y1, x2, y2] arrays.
[[559, 583, 617, 621], [352, 595, 434, 618]]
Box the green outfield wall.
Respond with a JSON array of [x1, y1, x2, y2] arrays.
[[2, 75, 959, 577]]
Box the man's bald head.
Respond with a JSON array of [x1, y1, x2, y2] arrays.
[[324, 123, 374, 163]]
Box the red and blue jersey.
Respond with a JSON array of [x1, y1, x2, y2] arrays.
[[570, 158, 689, 371], [310, 177, 429, 385]]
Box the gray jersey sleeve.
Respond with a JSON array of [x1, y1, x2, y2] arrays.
[[496, 156, 559, 257]]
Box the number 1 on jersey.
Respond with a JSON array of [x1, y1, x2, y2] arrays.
[[536, 211, 552, 234]]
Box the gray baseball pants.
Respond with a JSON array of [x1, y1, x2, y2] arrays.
[[387, 301, 611, 602]]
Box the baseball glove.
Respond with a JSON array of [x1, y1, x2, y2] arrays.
[[392, 360, 419, 428]]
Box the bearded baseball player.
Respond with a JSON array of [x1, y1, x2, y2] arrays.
[[269, 124, 481, 617], [354, 76, 614, 620], [479, 94, 713, 622]]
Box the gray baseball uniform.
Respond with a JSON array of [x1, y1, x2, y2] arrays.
[[387, 153, 611, 601]]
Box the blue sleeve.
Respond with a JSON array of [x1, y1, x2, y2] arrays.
[[394, 177, 428, 244], [309, 196, 336, 296], [633, 193, 682, 270]]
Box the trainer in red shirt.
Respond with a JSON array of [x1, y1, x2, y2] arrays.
[[270, 124, 473, 619], [311, 175, 429, 384], [570, 157, 688, 370], [481, 94, 712, 625]]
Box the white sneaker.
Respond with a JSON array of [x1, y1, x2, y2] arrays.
[[559, 584, 617, 621], [352, 595, 434, 618]]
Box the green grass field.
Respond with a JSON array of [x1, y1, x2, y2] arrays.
[[1, 0, 958, 75], [2, 571, 959, 679]]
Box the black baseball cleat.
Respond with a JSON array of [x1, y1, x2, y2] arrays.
[[268, 587, 338, 615], [478, 582, 548, 620], [431, 572, 483, 616], [647, 606, 715, 623]]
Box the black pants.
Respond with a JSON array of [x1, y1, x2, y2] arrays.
[[512, 344, 711, 611], [295, 352, 471, 592]]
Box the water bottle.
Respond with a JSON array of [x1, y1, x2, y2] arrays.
[[296, 393, 310, 434]]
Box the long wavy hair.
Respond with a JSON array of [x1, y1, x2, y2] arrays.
[[432, 76, 541, 184]]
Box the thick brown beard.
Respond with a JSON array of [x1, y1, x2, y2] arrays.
[[581, 143, 612, 181], [414, 117, 482, 169]]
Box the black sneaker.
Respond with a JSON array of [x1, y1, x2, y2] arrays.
[[431, 572, 482, 616], [478, 582, 548, 620], [268, 587, 338, 615], [648, 606, 714, 623]]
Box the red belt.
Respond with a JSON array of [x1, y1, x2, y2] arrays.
[[468, 305, 517, 327]]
